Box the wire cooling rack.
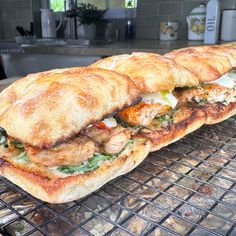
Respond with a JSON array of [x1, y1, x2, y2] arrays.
[[0, 117, 236, 236]]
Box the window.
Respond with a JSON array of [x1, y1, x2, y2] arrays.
[[125, 0, 137, 8], [50, 0, 64, 11], [77, 0, 107, 9], [50, 0, 137, 12]]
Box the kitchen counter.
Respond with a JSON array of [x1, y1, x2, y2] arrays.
[[0, 84, 10, 91], [22, 40, 206, 56]]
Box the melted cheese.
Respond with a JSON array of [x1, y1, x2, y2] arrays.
[[208, 72, 236, 88], [141, 91, 178, 108]]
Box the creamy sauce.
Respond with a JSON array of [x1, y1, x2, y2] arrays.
[[207, 72, 236, 88], [102, 117, 117, 128], [141, 91, 178, 108]]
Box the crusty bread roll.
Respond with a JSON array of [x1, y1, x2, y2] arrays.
[[135, 104, 206, 151], [0, 139, 151, 203], [199, 102, 236, 125], [0, 67, 152, 203], [165, 45, 234, 82], [166, 45, 236, 125], [195, 45, 236, 67], [90, 52, 199, 92], [90, 52, 206, 151], [0, 67, 139, 148]]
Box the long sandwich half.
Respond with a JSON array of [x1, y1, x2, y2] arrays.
[[0, 67, 151, 203], [90, 52, 206, 151], [165, 45, 236, 124]]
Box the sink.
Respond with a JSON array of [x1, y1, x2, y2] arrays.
[[0, 53, 101, 78]]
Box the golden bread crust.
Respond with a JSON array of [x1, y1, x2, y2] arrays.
[[135, 105, 206, 151], [165, 48, 232, 83], [0, 140, 151, 203], [195, 45, 236, 67], [90, 52, 199, 92], [200, 102, 236, 125], [0, 67, 139, 148]]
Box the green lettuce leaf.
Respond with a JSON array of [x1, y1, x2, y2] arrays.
[[57, 139, 145, 174]]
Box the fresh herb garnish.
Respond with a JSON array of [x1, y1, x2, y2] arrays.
[[155, 115, 173, 124], [11, 140, 24, 150], [198, 99, 208, 105], [116, 116, 152, 132], [57, 139, 145, 174], [153, 107, 180, 128], [0, 128, 25, 150], [194, 97, 208, 105], [57, 154, 111, 174], [18, 151, 29, 161], [0, 127, 8, 148]]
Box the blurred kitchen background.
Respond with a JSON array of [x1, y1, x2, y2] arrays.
[[0, 0, 236, 40], [0, 0, 236, 80]]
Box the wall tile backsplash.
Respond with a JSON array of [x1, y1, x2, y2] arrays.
[[0, 0, 34, 39], [136, 0, 236, 40], [0, 0, 236, 40]]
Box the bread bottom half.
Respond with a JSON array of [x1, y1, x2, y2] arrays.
[[136, 104, 207, 152], [200, 102, 236, 125], [0, 140, 151, 203]]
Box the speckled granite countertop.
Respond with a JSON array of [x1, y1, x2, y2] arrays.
[[22, 40, 206, 56]]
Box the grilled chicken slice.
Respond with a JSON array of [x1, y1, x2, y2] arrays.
[[119, 102, 171, 126], [136, 104, 207, 151], [85, 125, 131, 155], [103, 126, 131, 154], [175, 83, 236, 105], [85, 126, 110, 144], [25, 135, 95, 167]]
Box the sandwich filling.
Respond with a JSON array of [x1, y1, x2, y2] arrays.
[[0, 118, 144, 178], [118, 90, 179, 128], [175, 71, 236, 105]]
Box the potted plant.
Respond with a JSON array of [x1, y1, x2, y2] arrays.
[[75, 3, 106, 39]]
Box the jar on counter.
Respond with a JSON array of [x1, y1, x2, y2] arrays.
[[160, 21, 179, 41], [186, 4, 206, 41]]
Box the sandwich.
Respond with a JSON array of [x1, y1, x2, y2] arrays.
[[90, 52, 206, 151], [165, 45, 236, 124], [0, 67, 151, 203]]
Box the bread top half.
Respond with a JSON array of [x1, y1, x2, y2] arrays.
[[0, 67, 139, 148], [90, 52, 199, 93], [165, 45, 236, 82]]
